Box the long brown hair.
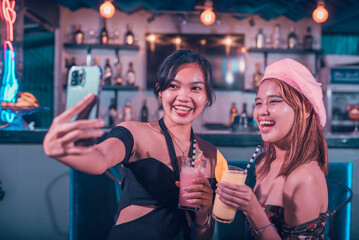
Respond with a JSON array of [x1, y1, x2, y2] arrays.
[[256, 79, 328, 180]]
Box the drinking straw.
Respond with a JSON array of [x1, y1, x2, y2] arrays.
[[244, 145, 261, 174], [191, 139, 197, 167]]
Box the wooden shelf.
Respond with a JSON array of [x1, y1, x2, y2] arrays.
[[248, 48, 322, 55], [102, 85, 139, 91], [64, 43, 139, 52]]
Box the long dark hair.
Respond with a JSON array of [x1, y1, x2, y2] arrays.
[[153, 49, 216, 107]]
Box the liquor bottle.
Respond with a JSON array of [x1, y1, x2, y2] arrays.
[[108, 98, 117, 127], [100, 19, 109, 44], [73, 24, 84, 44], [124, 23, 135, 45], [103, 59, 113, 86], [229, 102, 238, 127], [287, 26, 298, 49], [125, 62, 136, 86], [240, 103, 248, 129], [114, 54, 123, 85], [93, 57, 103, 75], [141, 100, 148, 122], [303, 26, 314, 50], [271, 24, 281, 49], [252, 62, 264, 88], [255, 28, 265, 49], [123, 100, 132, 122]]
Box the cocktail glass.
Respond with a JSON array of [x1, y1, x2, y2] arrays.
[[212, 165, 247, 223], [178, 157, 206, 211]]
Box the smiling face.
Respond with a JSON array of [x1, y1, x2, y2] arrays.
[[254, 79, 295, 145], [160, 63, 207, 127]]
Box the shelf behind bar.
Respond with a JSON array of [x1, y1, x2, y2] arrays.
[[63, 43, 140, 51], [247, 47, 322, 55], [102, 85, 139, 91]]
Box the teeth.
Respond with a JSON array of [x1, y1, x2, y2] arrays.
[[260, 120, 275, 126], [174, 106, 191, 111]]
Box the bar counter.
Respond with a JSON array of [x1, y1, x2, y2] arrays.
[[0, 129, 358, 239], [1, 129, 359, 148]]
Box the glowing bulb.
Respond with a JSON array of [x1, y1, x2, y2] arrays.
[[100, 1, 115, 19], [174, 37, 181, 44], [312, 5, 328, 23], [224, 37, 232, 46], [147, 34, 156, 42], [200, 9, 216, 25]]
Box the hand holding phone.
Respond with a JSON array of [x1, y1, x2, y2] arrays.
[[65, 66, 102, 146], [43, 93, 105, 159]]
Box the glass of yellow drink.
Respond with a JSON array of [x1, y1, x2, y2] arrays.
[[212, 166, 247, 223]]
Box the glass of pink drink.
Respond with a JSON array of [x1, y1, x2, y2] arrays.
[[178, 157, 206, 211]]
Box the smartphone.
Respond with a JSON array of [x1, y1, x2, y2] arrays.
[[66, 66, 102, 146]]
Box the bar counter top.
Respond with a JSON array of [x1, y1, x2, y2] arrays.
[[1, 129, 358, 148]]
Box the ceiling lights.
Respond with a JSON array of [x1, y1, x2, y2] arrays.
[[199, 0, 216, 25], [99, 0, 115, 19], [312, 0, 328, 23]]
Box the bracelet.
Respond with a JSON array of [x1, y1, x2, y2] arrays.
[[194, 214, 213, 229], [253, 223, 276, 235]]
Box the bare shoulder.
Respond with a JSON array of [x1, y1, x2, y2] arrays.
[[285, 161, 326, 189], [283, 161, 328, 226]]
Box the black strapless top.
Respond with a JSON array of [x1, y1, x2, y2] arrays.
[[105, 125, 216, 240]]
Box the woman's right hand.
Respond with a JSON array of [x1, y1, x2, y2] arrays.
[[216, 182, 261, 216], [43, 93, 105, 158]]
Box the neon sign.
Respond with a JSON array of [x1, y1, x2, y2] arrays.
[[0, 0, 19, 122]]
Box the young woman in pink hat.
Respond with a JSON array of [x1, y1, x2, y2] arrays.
[[216, 58, 329, 239]]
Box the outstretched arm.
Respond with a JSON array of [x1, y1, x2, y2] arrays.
[[43, 93, 126, 174]]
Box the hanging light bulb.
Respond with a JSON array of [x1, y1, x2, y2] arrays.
[[100, 0, 115, 19], [200, 0, 216, 25], [312, 0, 328, 23]]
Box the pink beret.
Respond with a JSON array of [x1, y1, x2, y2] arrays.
[[261, 58, 326, 127]]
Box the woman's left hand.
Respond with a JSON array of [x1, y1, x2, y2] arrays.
[[216, 182, 261, 216]]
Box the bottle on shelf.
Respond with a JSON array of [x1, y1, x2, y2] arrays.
[[73, 24, 84, 44], [93, 57, 103, 75], [100, 18, 109, 45], [229, 102, 238, 128], [123, 100, 132, 122], [124, 23, 135, 45], [271, 24, 282, 49], [287, 25, 298, 49], [125, 62, 136, 86], [108, 98, 117, 127], [141, 100, 149, 122], [103, 58, 113, 86], [114, 54, 123, 85], [303, 26, 314, 50], [240, 103, 248, 129], [252, 62, 263, 88], [255, 28, 266, 49]]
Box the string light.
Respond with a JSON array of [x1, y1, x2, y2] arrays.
[[99, 0, 115, 19], [312, 0, 328, 23], [200, 0, 216, 25]]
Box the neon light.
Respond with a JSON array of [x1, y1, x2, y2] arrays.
[[0, 0, 18, 123], [1, 0, 16, 41]]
